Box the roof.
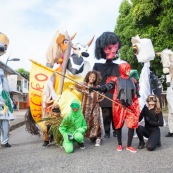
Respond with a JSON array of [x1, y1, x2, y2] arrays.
[[0, 60, 19, 75]]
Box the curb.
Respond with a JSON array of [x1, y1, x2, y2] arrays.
[[10, 121, 25, 131]]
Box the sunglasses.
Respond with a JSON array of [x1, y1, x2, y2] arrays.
[[146, 96, 157, 102]]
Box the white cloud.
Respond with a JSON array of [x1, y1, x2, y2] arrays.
[[0, 0, 123, 71]]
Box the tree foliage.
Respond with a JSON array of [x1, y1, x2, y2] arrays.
[[115, 0, 173, 77], [16, 68, 30, 80]]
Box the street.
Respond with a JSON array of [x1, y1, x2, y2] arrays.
[[0, 124, 173, 173]]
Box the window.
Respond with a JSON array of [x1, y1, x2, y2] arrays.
[[24, 79, 28, 89]]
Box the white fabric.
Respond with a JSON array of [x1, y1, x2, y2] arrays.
[[138, 62, 151, 110]]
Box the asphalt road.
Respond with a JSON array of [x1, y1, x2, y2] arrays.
[[0, 124, 173, 173]]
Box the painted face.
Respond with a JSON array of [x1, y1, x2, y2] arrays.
[[104, 43, 119, 59], [89, 73, 96, 84]]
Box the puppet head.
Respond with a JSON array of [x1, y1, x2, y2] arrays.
[[95, 32, 121, 60], [131, 35, 155, 63], [119, 63, 131, 79], [46, 31, 76, 68], [0, 33, 9, 56], [156, 49, 173, 87]]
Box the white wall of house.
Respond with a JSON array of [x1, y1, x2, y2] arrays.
[[22, 78, 29, 94], [7, 74, 29, 109]]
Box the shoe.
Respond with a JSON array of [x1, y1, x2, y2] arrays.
[[126, 146, 137, 153], [116, 145, 122, 151], [95, 138, 101, 147], [138, 141, 145, 149], [42, 141, 49, 147], [165, 132, 173, 137], [113, 131, 117, 137], [78, 141, 85, 149], [1, 143, 11, 147], [104, 134, 110, 138]]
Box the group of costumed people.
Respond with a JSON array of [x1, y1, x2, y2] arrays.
[[1, 30, 172, 154], [27, 31, 166, 154]]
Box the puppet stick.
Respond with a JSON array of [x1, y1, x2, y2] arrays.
[[55, 71, 133, 113]]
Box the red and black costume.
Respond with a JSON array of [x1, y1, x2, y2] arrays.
[[90, 63, 140, 148]]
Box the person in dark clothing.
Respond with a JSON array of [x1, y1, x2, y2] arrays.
[[93, 32, 121, 138], [136, 95, 164, 151]]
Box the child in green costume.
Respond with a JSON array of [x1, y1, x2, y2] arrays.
[[59, 99, 87, 153]]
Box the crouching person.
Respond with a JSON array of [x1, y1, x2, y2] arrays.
[[59, 99, 87, 153]]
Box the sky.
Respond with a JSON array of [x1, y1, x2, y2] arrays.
[[0, 0, 123, 71]]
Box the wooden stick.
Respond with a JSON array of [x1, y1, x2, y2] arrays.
[[55, 71, 133, 113]]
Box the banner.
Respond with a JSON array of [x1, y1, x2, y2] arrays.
[[29, 60, 54, 122]]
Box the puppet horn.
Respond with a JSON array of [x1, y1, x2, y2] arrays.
[[87, 36, 95, 47], [156, 52, 161, 56], [70, 32, 77, 40]]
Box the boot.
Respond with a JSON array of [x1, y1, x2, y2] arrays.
[[165, 132, 173, 137], [42, 141, 49, 147], [138, 141, 145, 149]]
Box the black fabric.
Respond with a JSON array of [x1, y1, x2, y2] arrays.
[[137, 106, 163, 151], [139, 107, 163, 131], [93, 60, 120, 107], [150, 72, 162, 107], [67, 54, 84, 75], [117, 127, 134, 146], [117, 77, 136, 106], [101, 107, 115, 134], [136, 126, 161, 151]]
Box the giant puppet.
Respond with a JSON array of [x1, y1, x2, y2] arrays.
[[0, 32, 15, 147], [93, 32, 121, 138], [131, 35, 163, 110], [25, 30, 94, 147], [157, 49, 173, 137]]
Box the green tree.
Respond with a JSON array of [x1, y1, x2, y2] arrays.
[[115, 0, 173, 77], [16, 68, 30, 80]]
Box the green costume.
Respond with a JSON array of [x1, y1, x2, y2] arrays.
[[59, 99, 87, 153]]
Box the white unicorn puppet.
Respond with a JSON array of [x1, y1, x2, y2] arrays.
[[157, 49, 173, 136], [131, 35, 166, 127], [131, 35, 155, 110]]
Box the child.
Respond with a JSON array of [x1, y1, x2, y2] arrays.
[[59, 99, 87, 153], [42, 105, 63, 147], [136, 95, 163, 151], [75, 71, 103, 146], [90, 63, 140, 153]]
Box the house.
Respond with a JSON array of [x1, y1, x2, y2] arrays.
[[0, 60, 29, 110]]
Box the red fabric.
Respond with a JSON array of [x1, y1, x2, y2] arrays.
[[106, 75, 140, 129]]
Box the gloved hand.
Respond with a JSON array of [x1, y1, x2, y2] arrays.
[[89, 85, 107, 92], [89, 87, 102, 92], [143, 104, 148, 111], [68, 134, 74, 140]]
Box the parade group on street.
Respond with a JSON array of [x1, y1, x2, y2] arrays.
[[0, 31, 173, 155]]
